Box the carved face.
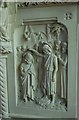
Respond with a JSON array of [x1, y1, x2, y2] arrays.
[[54, 40, 61, 53], [23, 53, 34, 64], [61, 42, 67, 53], [42, 44, 52, 55]]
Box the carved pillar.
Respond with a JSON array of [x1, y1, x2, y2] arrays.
[[0, 25, 12, 118], [0, 45, 12, 118], [0, 56, 8, 117], [0, 2, 16, 118]]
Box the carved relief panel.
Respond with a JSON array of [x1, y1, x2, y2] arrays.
[[3, 3, 78, 118], [14, 16, 68, 111]]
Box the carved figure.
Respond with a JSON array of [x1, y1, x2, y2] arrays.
[[17, 22, 68, 110], [41, 42, 58, 104], [58, 42, 68, 99], [20, 51, 36, 102], [54, 40, 67, 99], [54, 40, 61, 97], [54, 40, 61, 56]]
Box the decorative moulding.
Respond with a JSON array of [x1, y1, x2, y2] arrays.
[[17, 2, 79, 8]]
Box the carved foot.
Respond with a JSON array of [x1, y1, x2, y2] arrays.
[[24, 98, 28, 102], [23, 96, 29, 102]]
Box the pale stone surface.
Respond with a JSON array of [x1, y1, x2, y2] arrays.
[[0, 1, 79, 119], [0, 3, 16, 118], [0, 0, 79, 2]]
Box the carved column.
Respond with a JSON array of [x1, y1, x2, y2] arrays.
[[0, 2, 16, 118], [0, 26, 12, 118], [0, 56, 8, 117], [0, 54, 12, 118]]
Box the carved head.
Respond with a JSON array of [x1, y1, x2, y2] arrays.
[[42, 42, 52, 55], [23, 52, 34, 64], [61, 42, 67, 53], [54, 40, 61, 53]]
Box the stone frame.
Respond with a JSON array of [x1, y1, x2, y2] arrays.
[[0, 2, 79, 119]]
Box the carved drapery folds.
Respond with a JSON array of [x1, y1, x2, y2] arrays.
[[0, 26, 12, 117], [17, 21, 68, 111]]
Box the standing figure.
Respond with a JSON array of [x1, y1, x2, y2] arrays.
[[58, 42, 68, 99], [54, 40, 61, 57], [41, 42, 58, 104], [54, 40, 62, 98], [20, 51, 36, 102]]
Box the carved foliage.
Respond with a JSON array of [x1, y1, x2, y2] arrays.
[[17, 2, 53, 8], [0, 26, 12, 54], [17, 2, 76, 8]]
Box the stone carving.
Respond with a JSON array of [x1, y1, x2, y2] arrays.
[[0, 26, 12, 54], [18, 22, 68, 111], [17, 2, 52, 8], [17, 2, 77, 8], [58, 41, 68, 99], [24, 25, 46, 42], [0, 59, 8, 117], [24, 26, 31, 41], [52, 23, 68, 101], [41, 42, 58, 104], [0, 26, 12, 117], [20, 51, 37, 102], [0, 1, 7, 8]]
